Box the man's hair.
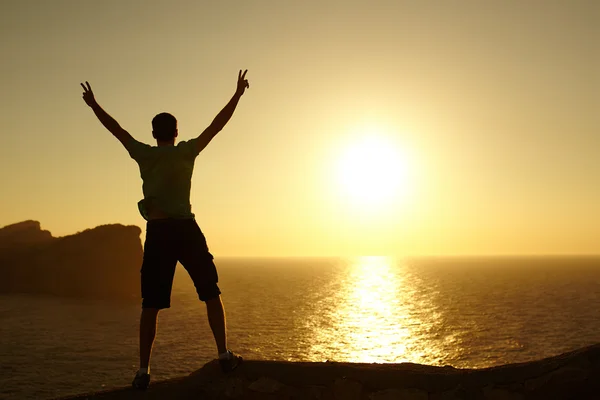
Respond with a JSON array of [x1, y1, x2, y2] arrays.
[[152, 112, 177, 141]]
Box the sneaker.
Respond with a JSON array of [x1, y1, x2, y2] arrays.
[[132, 371, 151, 390], [219, 350, 243, 373]]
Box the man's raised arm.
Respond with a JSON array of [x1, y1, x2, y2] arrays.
[[80, 81, 133, 146], [194, 70, 250, 154]]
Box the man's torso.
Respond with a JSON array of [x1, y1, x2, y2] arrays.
[[126, 138, 201, 220]]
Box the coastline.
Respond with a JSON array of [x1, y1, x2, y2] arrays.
[[56, 343, 600, 399]]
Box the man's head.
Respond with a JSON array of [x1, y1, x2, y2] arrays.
[[152, 112, 178, 142]]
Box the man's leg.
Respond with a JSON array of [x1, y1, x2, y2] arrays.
[[139, 307, 160, 369], [204, 294, 241, 372], [178, 220, 226, 356], [178, 220, 241, 371], [134, 219, 177, 389], [205, 296, 227, 354], [133, 307, 159, 390]]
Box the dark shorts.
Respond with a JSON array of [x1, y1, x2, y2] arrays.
[[141, 218, 221, 309]]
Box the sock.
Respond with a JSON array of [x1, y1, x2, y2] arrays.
[[138, 367, 149, 375], [219, 350, 231, 360]]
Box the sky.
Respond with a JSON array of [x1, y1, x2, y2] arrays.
[[1, 0, 598, 257]]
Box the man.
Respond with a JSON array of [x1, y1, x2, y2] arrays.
[[80, 70, 250, 390]]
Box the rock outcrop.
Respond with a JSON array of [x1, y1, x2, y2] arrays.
[[0, 220, 54, 251], [57, 343, 600, 399], [0, 221, 143, 301]]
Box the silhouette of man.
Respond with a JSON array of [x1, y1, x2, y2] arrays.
[[81, 70, 249, 390]]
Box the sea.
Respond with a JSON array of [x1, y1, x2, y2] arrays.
[[1, 256, 600, 399]]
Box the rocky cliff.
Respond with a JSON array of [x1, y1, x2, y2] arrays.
[[57, 343, 600, 399], [0, 220, 54, 251], [0, 221, 143, 301]]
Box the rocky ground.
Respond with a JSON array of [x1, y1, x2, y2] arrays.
[[57, 343, 600, 400]]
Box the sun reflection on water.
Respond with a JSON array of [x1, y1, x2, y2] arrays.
[[339, 256, 410, 362], [307, 256, 443, 364]]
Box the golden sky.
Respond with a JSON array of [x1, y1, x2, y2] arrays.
[[1, 0, 598, 257]]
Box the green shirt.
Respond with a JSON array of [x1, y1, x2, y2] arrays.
[[126, 137, 201, 220]]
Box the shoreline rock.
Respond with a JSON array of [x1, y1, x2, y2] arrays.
[[56, 343, 600, 399], [0, 221, 143, 301]]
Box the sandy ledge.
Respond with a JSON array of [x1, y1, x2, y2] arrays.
[[56, 343, 600, 400]]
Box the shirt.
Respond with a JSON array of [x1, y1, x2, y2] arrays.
[[125, 137, 201, 220]]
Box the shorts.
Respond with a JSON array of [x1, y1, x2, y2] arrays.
[[141, 218, 221, 309]]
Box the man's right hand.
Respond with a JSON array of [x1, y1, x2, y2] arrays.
[[236, 70, 250, 97], [80, 81, 97, 107], [79, 81, 133, 146]]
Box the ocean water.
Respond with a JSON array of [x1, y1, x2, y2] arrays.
[[1, 256, 600, 399]]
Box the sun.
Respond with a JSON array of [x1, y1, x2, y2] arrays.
[[335, 132, 411, 210]]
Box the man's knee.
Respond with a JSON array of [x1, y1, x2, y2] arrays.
[[198, 284, 222, 302], [142, 295, 171, 309], [204, 294, 222, 304], [141, 307, 161, 315]]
